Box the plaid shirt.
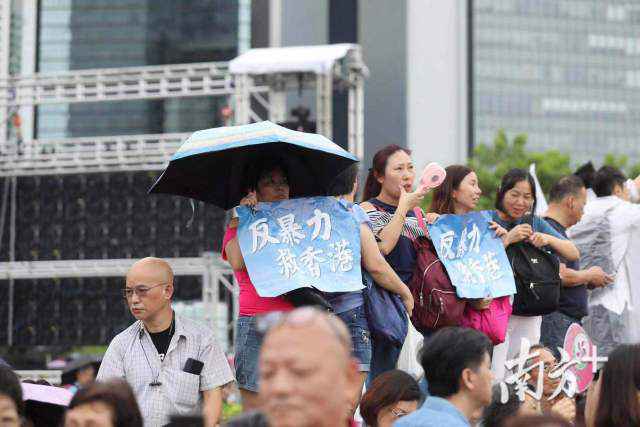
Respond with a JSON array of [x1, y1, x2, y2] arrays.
[[97, 313, 234, 426]]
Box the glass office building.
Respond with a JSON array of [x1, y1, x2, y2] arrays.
[[472, 0, 640, 164], [36, 0, 241, 138]]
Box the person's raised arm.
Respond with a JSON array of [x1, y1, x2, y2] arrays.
[[361, 187, 425, 256], [223, 219, 245, 271], [222, 192, 258, 271], [529, 233, 580, 261], [360, 223, 414, 314]]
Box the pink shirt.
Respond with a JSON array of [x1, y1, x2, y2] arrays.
[[222, 226, 293, 316]]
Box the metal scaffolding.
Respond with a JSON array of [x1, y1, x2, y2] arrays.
[[0, 4, 368, 351], [0, 132, 190, 176], [0, 9, 241, 346], [230, 44, 368, 159], [0, 62, 231, 106], [0, 255, 239, 347]]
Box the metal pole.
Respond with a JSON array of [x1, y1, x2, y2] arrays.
[[316, 73, 333, 138], [8, 175, 16, 346], [347, 81, 355, 155], [210, 267, 219, 342], [269, 0, 282, 47], [324, 73, 333, 139], [466, 0, 475, 158], [0, 0, 12, 147], [355, 75, 364, 160], [315, 74, 323, 134], [268, 90, 286, 123], [19, 0, 38, 142]]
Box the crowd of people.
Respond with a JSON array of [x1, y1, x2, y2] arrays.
[[1, 143, 640, 427]]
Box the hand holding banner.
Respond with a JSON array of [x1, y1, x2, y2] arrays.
[[427, 211, 516, 299], [237, 197, 364, 297]]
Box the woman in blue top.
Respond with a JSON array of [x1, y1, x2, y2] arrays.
[[491, 168, 579, 380]]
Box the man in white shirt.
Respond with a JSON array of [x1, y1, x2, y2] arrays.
[[569, 166, 640, 356], [97, 257, 234, 426], [575, 161, 640, 204]]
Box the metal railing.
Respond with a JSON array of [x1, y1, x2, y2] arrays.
[[0, 132, 190, 176], [0, 62, 232, 106], [0, 256, 227, 279]]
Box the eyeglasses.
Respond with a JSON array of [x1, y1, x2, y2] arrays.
[[543, 361, 558, 373], [391, 408, 410, 418], [122, 283, 165, 299]]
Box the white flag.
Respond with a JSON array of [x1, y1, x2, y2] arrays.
[[529, 163, 548, 216]]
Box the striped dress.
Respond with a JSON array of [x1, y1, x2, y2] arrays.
[[365, 198, 427, 284]]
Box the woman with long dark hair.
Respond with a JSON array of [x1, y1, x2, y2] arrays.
[[428, 165, 510, 341], [586, 344, 640, 427], [429, 165, 482, 216], [491, 168, 579, 379], [360, 145, 428, 380]]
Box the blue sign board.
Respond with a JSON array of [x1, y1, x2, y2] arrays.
[[237, 197, 364, 297], [427, 211, 516, 299]]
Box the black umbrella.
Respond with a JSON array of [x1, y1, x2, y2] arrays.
[[149, 121, 358, 210]]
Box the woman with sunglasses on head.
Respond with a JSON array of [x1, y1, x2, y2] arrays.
[[360, 145, 429, 379], [491, 169, 579, 380], [222, 156, 295, 411]]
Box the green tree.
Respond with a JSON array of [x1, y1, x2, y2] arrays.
[[422, 129, 640, 211], [603, 153, 629, 170], [603, 153, 640, 180], [468, 130, 573, 210]]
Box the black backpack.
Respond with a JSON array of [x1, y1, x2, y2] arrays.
[[506, 222, 561, 316]]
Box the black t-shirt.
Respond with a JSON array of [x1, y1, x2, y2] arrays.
[[544, 217, 588, 320], [149, 317, 175, 362]]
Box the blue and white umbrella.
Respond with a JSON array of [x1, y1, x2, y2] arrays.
[[149, 121, 358, 209]]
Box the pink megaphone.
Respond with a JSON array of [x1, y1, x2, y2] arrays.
[[419, 162, 446, 191]]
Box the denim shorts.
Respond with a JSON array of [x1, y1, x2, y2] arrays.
[[234, 315, 263, 392], [337, 305, 371, 372]]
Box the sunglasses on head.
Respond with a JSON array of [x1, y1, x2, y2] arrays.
[[255, 307, 350, 350]]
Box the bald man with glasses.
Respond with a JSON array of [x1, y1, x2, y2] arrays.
[[97, 257, 234, 427]]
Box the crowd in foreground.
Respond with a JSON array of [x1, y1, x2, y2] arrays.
[[1, 142, 639, 426], [2, 311, 640, 427]]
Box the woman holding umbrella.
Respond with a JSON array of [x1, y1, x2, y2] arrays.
[[223, 156, 294, 410]]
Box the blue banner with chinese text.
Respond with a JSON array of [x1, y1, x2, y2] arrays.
[[237, 197, 364, 297], [427, 211, 516, 299]]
